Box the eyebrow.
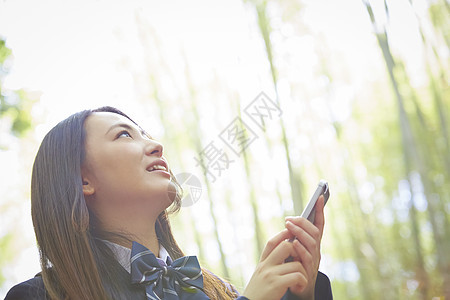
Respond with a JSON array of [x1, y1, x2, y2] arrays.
[[105, 123, 140, 136]]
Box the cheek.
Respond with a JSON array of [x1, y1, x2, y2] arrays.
[[87, 147, 142, 189], [96, 159, 140, 189]]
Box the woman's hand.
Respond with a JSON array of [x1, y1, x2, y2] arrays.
[[284, 195, 326, 300], [242, 229, 309, 300]]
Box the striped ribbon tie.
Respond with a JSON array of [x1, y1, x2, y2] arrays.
[[130, 241, 206, 300]]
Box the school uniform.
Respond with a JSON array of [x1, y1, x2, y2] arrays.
[[5, 241, 332, 299]]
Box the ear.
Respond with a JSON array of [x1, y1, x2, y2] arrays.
[[82, 177, 95, 196], [81, 164, 95, 196]]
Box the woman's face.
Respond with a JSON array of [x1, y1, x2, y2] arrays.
[[81, 112, 176, 219]]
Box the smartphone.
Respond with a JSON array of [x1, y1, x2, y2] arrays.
[[301, 179, 330, 223], [286, 180, 330, 260]]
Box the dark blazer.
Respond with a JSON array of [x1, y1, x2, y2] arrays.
[[5, 267, 332, 299]]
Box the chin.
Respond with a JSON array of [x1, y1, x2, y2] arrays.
[[166, 180, 178, 205], [150, 180, 178, 210]]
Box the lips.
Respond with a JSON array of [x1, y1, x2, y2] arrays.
[[146, 158, 169, 173]]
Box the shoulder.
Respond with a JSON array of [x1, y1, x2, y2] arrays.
[[280, 271, 332, 300], [5, 275, 48, 300], [315, 271, 333, 299]]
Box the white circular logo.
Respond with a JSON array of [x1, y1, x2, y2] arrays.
[[174, 173, 202, 207]]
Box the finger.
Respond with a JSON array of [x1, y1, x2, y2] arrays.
[[271, 260, 307, 277], [276, 272, 308, 291], [265, 239, 299, 265], [314, 195, 325, 239], [285, 220, 317, 255], [292, 239, 314, 273], [285, 217, 320, 244], [260, 229, 292, 262]]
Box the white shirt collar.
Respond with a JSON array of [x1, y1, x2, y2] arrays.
[[102, 240, 171, 273]]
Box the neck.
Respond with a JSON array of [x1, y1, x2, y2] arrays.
[[101, 216, 161, 258], [132, 225, 160, 257]]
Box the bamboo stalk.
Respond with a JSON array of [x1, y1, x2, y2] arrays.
[[182, 55, 231, 279], [252, 0, 305, 215], [236, 100, 265, 259], [362, 2, 431, 298]]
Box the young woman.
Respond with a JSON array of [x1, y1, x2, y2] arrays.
[[5, 106, 332, 300]]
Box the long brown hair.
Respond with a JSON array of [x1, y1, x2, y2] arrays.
[[31, 106, 239, 299]]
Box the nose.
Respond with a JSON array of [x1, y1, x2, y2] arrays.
[[145, 139, 164, 157]]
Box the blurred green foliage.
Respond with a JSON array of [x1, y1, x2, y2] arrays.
[[0, 233, 13, 286], [0, 38, 34, 139], [250, 0, 450, 298]]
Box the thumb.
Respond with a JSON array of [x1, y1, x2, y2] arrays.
[[314, 195, 325, 239]]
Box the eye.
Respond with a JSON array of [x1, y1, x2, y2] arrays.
[[116, 130, 132, 139]]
